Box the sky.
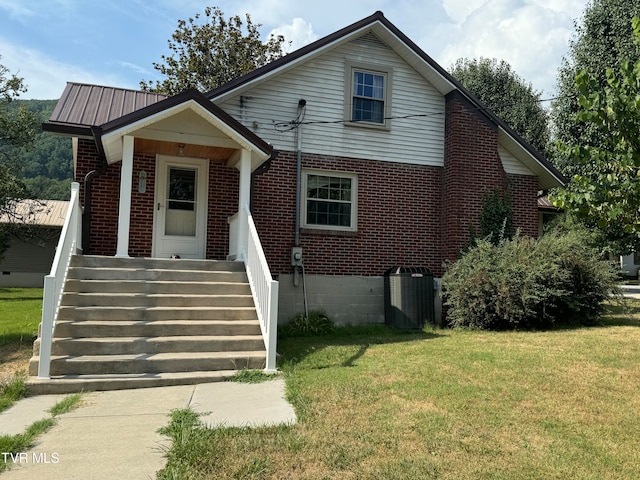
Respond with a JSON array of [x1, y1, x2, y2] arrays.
[[0, 0, 589, 100]]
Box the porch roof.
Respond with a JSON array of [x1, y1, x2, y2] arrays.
[[43, 84, 275, 169]]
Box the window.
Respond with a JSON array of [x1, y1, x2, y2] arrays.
[[302, 171, 357, 231], [353, 71, 385, 123], [345, 62, 392, 128]]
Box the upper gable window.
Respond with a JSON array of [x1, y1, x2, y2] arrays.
[[345, 61, 392, 129]]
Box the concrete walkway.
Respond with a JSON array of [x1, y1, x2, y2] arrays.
[[0, 380, 296, 479]]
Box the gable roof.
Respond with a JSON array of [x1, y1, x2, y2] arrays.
[[44, 85, 274, 166], [206, 10, 566, 189]]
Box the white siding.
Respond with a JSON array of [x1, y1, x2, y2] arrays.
[[216, 34, 445, 167], [499, 144, 534, 175]]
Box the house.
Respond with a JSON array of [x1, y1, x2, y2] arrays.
[[32, 11, 565, 391], [0, 199, 69, 287]]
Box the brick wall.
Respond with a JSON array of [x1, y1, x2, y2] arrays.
[[206, 162, 239, 260], [252, 151, 445, 277], [443, 91, 509, 260], [508, 173, 539, 238], [76, 139, 118, 256]]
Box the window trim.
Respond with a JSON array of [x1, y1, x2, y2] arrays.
[[344, 60, 392, 130], [301, 169, 358, 232]]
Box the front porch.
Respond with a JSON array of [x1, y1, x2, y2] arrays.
[[34, 86, 280, 391]]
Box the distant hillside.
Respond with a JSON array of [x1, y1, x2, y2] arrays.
[[12, 99, 74, 200]]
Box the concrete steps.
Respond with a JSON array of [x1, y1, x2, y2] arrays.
[[28, 255, 266, 394]]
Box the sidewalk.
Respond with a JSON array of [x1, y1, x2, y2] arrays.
[[0, 380, 296, 479]]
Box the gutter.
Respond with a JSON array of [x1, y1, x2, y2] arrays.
[[82, 126, 108, 254]]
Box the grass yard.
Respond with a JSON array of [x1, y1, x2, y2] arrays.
[[158, 301, 640, 480], [0, 288, 41, 408]]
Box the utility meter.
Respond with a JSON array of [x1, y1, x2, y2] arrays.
[[291, 247, 303, 267]]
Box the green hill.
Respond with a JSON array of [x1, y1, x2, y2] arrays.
[[12, 99, 74, 200]]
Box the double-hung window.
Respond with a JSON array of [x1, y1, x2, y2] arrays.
[[346, 62, 391, 128], [302, 171, 357, 231]]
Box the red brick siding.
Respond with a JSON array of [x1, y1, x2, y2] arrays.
[[252, 151, 445, 277], [508, 174, 539, 238], [75, 139, 118, 256], [443, 92, 508, 260], [206, 162, 239, 260], [129, 154, 155, 257]]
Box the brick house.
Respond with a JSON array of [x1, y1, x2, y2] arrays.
[[44, 11, 565, 326]]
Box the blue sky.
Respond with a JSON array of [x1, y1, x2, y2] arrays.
[[0, 0, 588, 100]]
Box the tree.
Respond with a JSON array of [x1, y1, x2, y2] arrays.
[[551, 17, 640, 253], [551, 0, 640, 175], [0, 57, 39, 260], [450, 57, 550, 155], [141, 6, 288, 95]]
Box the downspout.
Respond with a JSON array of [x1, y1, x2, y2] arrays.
[[82, 126, 108, 254]]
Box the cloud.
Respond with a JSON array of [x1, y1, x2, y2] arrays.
[[0, 38, 126, 99], [268, 18, 319, 53], [436, 0, 586, 95], [442, 0, 489, 23]]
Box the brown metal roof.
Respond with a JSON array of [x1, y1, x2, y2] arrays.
[[49, 82, 167, 127], [538, 196, 561, 211]]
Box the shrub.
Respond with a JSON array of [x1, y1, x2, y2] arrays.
[[280, 310, 335, 338], [442, 229, 619, 330]]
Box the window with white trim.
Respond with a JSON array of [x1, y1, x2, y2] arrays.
[[346, 62, 391, 128], [302, 171, 357, 231]]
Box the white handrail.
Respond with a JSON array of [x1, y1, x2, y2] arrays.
[[242, 203, 279, 372], [38, 182, 82, 378]]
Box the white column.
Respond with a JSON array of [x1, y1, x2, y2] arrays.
[[115, 135, 134, 258], [236, 148, 252, 261]]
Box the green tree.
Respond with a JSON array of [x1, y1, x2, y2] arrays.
[[0, 58, 39, 260], [450, 57, 550, 155], [551, 0, 640, 175], [552, 17, 640, 253], [141, 6, 288, 95]]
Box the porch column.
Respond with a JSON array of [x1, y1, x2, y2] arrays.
[[115, 135, 134, 258], [236, 148, 252, 261]]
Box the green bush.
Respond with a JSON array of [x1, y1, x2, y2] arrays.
[[442, 229, 619, 330], [280, 310, 335, 338]]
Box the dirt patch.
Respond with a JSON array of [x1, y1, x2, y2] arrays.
[[0, 343, 32, 381]]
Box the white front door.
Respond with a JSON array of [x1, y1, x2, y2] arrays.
[[153, 155, 208, 259]]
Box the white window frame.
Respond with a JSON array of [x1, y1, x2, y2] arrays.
[[301, 170, 358, 232], [345, 60, 392, 130]]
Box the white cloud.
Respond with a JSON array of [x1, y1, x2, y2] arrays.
[[442, 0, 489, 24], [436, 0, 587, 96], [0, 0, 36, 18], [268, 18, 318, 53], [0, 39, 127, 99]]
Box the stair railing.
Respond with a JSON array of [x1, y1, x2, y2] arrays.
[[38, 182, 82, 378], [242, 203, 279, 372]]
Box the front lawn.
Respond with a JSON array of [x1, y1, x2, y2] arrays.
[[0, 288, 42, 410], [158, 302, 640, 479]]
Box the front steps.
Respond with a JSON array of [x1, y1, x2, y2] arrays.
[[28, 256, 266, 394]]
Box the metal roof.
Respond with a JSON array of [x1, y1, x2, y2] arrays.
[[49, 83, 167, 127], [0, 200, 69, 227]]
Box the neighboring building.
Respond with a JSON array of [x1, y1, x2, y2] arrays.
[[42, 11, 565, 324], [0, 200, 69, 287]]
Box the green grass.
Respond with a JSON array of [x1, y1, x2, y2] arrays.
[[0, 288, 43, 346], [0, 393, 82, 473], [157, 301, 640, 479]]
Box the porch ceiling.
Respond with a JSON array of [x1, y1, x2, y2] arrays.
[[134, 138, 235, 162]]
